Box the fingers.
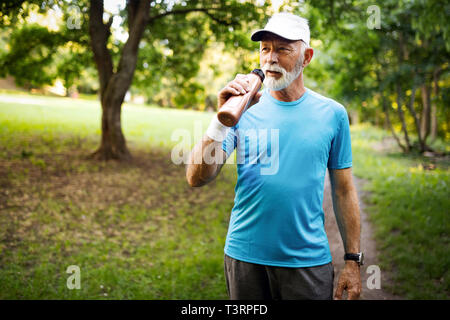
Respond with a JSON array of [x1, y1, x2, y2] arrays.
[[347, 282, 361, 300], [235, 74, 251, 90], [228, 76, 251, 94], [333, 280, 345, 300], [220, 78, 249, 98], [249, 91, 262, 108], [334, 279, 361, 300], [228, 82, 247, 95], [347, 288, 361, 300], [218, 74, 255, 109]]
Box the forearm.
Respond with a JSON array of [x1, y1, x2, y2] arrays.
[[186, 135, 225, 187], [329, 171, 362, 299], [186, 73, 256, 187], [332, 184, 362, 300], [331, 186, 361, 253]]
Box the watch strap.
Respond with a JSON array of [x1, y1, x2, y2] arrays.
[[344, 253, 363, 265]]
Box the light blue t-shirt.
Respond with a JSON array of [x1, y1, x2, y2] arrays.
[[222, 88, 352, 267]]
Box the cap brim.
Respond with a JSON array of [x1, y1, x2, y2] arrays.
[[251, 29, 300, 42]]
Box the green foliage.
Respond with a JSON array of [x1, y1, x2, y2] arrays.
[[0, 24, 64, 88], [1, 1, 448, 142], [0, 0, 40, 27], [298, 0, 450, 145], [132, 1, 268, 108], [0, 0, 268, 109], [56, 46, 93, 93], [410, 0, 450, 51], [173, 80, 206, 110], [132, 10, 211, 108]]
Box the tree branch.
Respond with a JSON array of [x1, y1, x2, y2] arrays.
[[89, 0, 114, 97], [376, 70, 406, 153], [405, 85, 425, 151], [396, 83, 411, 152], [127, 0, 140, 29], [148, 7, 234, 26], [382, 94, 406, 153], [105, 0, 150, 104], [204, 10, 234, 26]]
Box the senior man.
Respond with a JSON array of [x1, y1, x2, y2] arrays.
[[186, 12, 362, 300]]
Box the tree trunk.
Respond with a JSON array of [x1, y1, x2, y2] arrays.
[[91, 87, 132, 161], [430, 93, 437, 142], [375, 70, 406, 152], [405, 86, 426, 152], [395, 33, 411, 153], [420, 84, 431, 143], [375, 108, 380, 127], [90, 70, 136, 161], [382, 94, 406, 153], [430, 68, 440, 142], [91, 98, 130, 160], [87, 1, 231, 160], [396, 84, 411, 152], [88, 0, 149, 161]]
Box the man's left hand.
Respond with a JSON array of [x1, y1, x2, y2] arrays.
[[334, 261, 362, 300]]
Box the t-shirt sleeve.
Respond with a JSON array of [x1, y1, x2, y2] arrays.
[[222, 126, 237, 158], [327, 108, 353, 169]]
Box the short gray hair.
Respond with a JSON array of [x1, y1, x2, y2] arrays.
[[299, 40, 308, 60]]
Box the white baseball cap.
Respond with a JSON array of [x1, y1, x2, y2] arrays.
[[251, 12, 310, 47]]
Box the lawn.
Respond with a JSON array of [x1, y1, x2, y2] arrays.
[[350, 125, 449, 299], [0, 92, 448, 299], [0, 93, 234, 299]]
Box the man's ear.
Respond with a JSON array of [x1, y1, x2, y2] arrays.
[[303, 48, 314, 67]]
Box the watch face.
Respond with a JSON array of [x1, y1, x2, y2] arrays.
[[359, 253, 364, 265]]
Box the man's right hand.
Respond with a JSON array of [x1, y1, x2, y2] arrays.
[[186, 73, 264, 188], [217, 73, 263, 110]]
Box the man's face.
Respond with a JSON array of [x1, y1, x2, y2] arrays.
[[259, 34, 304, 91]]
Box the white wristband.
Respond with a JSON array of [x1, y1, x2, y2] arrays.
[[206, 114, 230, 142]]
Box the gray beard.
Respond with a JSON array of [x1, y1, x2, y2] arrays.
[[262, 57, 304, 91]]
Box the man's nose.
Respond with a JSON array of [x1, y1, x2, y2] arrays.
[[267, 50, 278, 64]]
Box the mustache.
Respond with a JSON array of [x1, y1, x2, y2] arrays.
[[261, 63, 287, 75]]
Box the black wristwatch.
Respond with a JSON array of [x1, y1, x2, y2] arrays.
[[344, 252, 364, 266]]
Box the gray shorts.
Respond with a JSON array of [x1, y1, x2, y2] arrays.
[[224, 254, 334, 300]]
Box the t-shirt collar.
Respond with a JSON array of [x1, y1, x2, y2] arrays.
[[263, 87, 309, 106]]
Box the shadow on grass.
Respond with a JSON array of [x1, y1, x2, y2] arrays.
[[0, 135, 237, 299]]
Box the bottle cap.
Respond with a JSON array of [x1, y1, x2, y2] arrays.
[[251, 69, 265, 82]]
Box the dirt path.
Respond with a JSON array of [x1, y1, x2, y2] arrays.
[[323, 170, 402, 300]]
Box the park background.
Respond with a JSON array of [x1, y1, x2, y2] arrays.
[[0, 0, 448, 299]]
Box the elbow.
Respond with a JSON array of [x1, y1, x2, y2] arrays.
[[334, 188, 353, 198], [333, 186, 358, 201], [186, 170, 205, 188], [187, 177, 204, 188]]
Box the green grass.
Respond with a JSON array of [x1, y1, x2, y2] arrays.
[[0, 93, 232, 299], [0, 92, 448, 299], [0, 92, 214, 149], [350, 124, 449, 299]]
